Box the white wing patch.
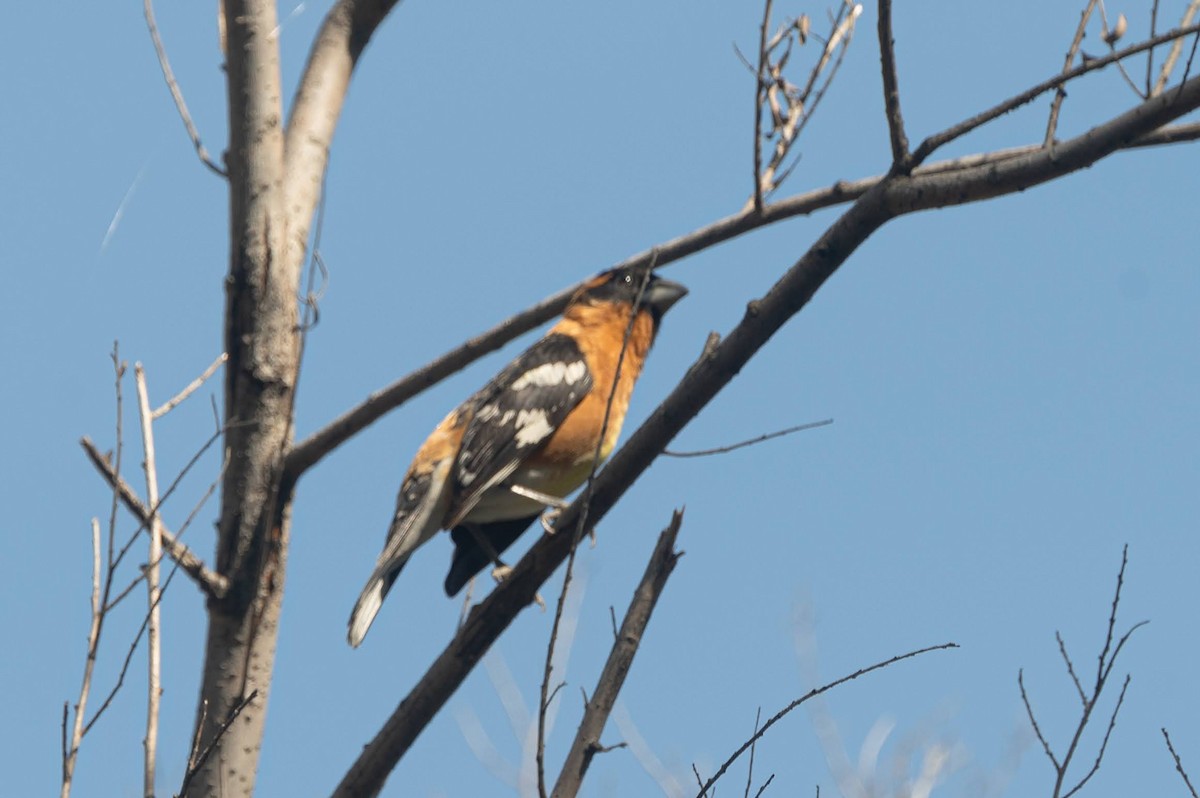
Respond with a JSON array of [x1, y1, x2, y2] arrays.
[[510, 360, 588, 391], [514, 408, 554, 447]]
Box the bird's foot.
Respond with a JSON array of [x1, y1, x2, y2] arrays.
[[539, 507, 561, 535]]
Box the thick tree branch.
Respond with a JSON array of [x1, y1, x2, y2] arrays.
[[286, 108, 1196, 484], [330, 68, 1200, 798], [284, 285, 574, 480], [284, 0, 404, 271], [290, 22, 1200, 484], [551, 511, 684, 798]]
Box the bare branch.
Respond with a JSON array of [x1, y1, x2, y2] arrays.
[[80, 437, 228, 599], [1046, 1, 1099, 145], [1154, 1, 1200, 94], [915, 21, 1200, 166], [551, 511, 684, 798], [1019, 669, 1060, 770], [333, 76, 1200, 794], [663, 418, 832, 458], [745, 707, 763, 798], [143, 0, 226, 177], [752, 0, 774, 213], [696, 643, 958, 796], [284, 283, 575, 480], [289, 93, 1198, 485], [877, 0, 910, 166], [1056, 631, 1087, 706], [60, 519, 103, 798], [152, 352, 228, 418], [134, 365, 163, 797], [1021, 547, 1144, 798], [177, 690, 260, 798], [1163, 728, 1200, 798], [1062, 674, 1130, 798]]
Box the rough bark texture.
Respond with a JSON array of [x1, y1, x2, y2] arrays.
[[191, 0, 297, 794]]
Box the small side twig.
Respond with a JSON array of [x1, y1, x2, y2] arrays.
[[152, 352, 228, 418], [60, 519, 104, 798], [1045, 0, 1100, 145], [752, 0, 775, 213], [143, 0, 226, 177], [177, 690, 259, 798], [663, 419, 832, 458], [1162, 728, 1200, 798]]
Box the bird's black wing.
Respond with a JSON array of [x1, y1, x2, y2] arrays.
[[445, 332, 593, 526]]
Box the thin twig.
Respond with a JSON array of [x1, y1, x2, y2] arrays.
[[663, 419, 832, 458], [105, 453, 228, 614], [877, 0, 910, 167], [697, 643, 958, 796], [80, 437, 228, 599], [134, 365, 163, 798], [1056, 631, 1087, 706], [177, 691, 259, 798], [1154, 0, 1200, 94], [1062, 674, 1130, 798], [1163, 728, 1200, 798], [152, 353, 228, 418], [1018, 669, 1059, 769], [917, 21, 1200, 167], [1046, 1, 1099, 145], [753, 0, 774, 213], [539, 262, 658, 798], [1148, 0, 1162, 95], [60, 519, 104, 798], [143, 0, 226, 177], [1020, 546, 1145, 798], [745, 707, 762, 798]]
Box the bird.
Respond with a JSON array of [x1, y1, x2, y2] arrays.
[[347, 266, 687, 647]]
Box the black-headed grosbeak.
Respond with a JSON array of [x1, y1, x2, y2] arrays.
[[347, 266, 687, 647]]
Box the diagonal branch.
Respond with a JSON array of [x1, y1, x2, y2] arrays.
[[143, 0, 226, 177], [330, 69, 1200, 798], [80, 437, 228, 599], [914, 21, 1200, 167], [551, 510, 684, 798], [285, 111, 1198, 486]]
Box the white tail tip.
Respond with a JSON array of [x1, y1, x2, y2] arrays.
[[347, 578, 385, 648]]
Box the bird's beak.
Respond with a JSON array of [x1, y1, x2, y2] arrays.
[[643, 276, 688, 316]]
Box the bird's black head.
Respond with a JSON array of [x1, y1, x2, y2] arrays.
[[578, 266, 688, 325]]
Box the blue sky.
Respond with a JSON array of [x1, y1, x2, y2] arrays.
[[3, 1, 1198, 796]]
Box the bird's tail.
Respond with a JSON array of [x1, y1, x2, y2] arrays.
[[347, 560, 407, 648]]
